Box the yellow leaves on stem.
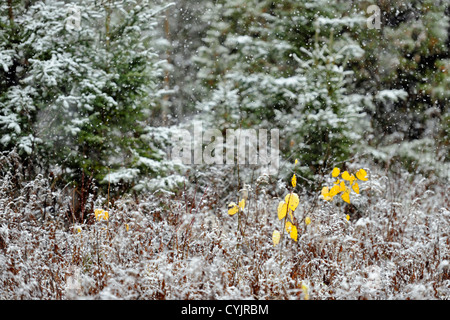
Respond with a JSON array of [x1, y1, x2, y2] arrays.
[[228, 198, 246, 216], [273, 158, 303, 246], [94, 209, 109, 221], [285, 193, 299, 211], [285, 221, 298, 242], [274, 191, 300, 245], [291, 174, 297, 188], [321, 167, 369, 205]]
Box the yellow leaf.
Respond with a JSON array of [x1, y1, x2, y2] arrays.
[[349, 174, 356, 185], [341, 171, 351, 181], [305, 216, 311, 225], [356, 168, 368, 181], [295, 159, 298, 165], [341, 190, 350, 204], [291, 174, 297, 188], [272, 230, 281, 246], [95, 209, 109, 221], [278, 202, 288, 220], [285, 221, 293, 233], [330, 185, 340, 197], [346, 214, 350, 221], [321, 187, 332, 201], [339, 180, 346, 193], [228, 202, 238, 215], [290, 225, 298, 242], [94, 209, 102, 220], [239, 199, 246, 209], [285, 193, 300, 211], [331, 167, 340, 177], [125, 223, 129, 231], [352, 182, 359, 194]]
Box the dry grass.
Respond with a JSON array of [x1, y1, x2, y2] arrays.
[[0, 156, 449, 300]]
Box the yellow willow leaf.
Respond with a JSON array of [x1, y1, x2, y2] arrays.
[[321, 187, 332, 201], [290, 225, 298, 241], [339, 180, 347, 193], [272, 230, 281, 246], [356, 168, 368, 181], [95, 209, 109, 221], [285, 221, 293, 233], [352, 182, 360, 194], [285, 193, 300, 211], [295, 159, 298, 165], [334, 179, 340, 184], [330, 185, 340, 197], [228, 202, 238, 215], [331, 167, 340, 177], [291, 174, 297, 188], [349, 174, 356, 185], [341, 171, 351, 181], [125, 223, 129, 232], [94, 209, 102, 220], [278, 201, 288, 220], [346, 214, 350, 222], [341, 190, 350, 204], [239, 199, 246, 209], [305, 216, 311, 225]]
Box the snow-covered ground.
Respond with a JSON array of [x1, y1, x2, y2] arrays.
[[0, 161, 448, 300]]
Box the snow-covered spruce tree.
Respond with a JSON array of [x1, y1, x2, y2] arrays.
[[0, 0, 39, 166], [347, 0, 450, 180], [153, 0, 211, 121], [193, 0, 371, 184], [0, 1, 181, 203]]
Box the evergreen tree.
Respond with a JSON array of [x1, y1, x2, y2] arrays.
[[350, 0, 449, 179], [193, 0, 370, 182], [0, 0, 181, 200]]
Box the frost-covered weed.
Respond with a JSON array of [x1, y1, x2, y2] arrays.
[[0, 157, 449, 299]]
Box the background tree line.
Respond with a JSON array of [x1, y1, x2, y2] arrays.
[[1, 0, 448, 210]]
